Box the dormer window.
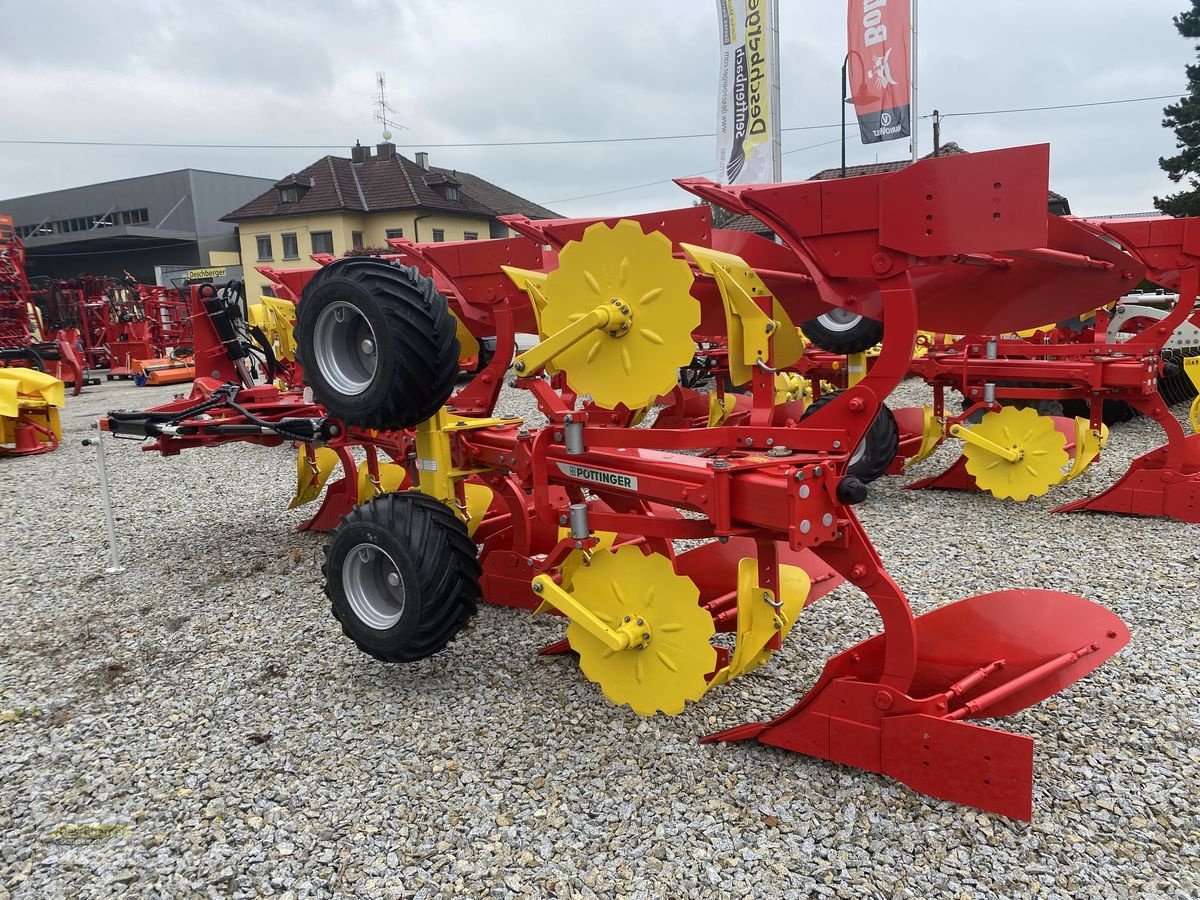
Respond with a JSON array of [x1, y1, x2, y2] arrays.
[[444, 185, 458, 201], [280, 187, 299, 204]]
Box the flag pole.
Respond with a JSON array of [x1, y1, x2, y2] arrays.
[[911, 0, 919, 161], [770, 0, 782, 181]]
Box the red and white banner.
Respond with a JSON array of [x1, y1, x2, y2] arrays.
[[847, 0, 911, 145]]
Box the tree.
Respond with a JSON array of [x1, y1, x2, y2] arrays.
[[1157, 1, 1200, 216]]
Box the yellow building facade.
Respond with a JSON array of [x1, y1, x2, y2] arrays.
[[224, 143, 559, 301], [234, 210, 495, 300]]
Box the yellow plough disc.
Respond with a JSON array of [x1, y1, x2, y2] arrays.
[[565, 547, 716, 716], [960, 406, 1069, 501], [527, 220, 700, 410], [1191, 396, 1200, 434]]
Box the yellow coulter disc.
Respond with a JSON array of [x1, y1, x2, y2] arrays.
[[566, 546, 716, 716], [539, 220, 700, 410], [961, 406, 1069, 501]]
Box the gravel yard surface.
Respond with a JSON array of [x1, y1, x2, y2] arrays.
[[1, 377, 1198, 899]]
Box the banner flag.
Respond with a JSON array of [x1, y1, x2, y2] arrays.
[[847, 0, 911, 144], [715, 0, 781, 184]]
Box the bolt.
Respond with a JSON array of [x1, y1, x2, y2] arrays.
[[744, 438, 754, 447], [850, 563, 868, 579], [822, 513, 833, 527], [553, 431, 563, 442], [642, 633, 650, 641], [799, 485, 810, 499], [621, 322, 630, 330], [624, 616, 631, 622], [813, 466, 823, 476], [386, 572, 400, 587], [794, 470, 806, 481], [718, 536, 729, 543], [874, 691, 893, 710], [799, 519, 811, 534], [765, 437, 774, 446], [361, 338, 376, 355], [514, 361, 526, 373], [832, 440, 842, 449], [636, 618, 645, 626], [848, 397, 865, 412], [532, 581, 543, 593], [712, 459, 730, 469]]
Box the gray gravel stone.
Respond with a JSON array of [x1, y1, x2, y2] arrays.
[[0, 377, 1197, 898]]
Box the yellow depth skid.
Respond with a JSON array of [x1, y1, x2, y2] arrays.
[[709, 559, 811, 686], [1064, 418, 1109, 482], [908, 406, 943, 467], [682, 244, 805, 386], [289, 445, 340, 508]]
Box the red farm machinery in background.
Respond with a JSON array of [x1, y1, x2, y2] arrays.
[[101, 144, 1200, 820]]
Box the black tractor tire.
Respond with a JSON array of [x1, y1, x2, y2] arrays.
[[1159, 349, 1200, 405], [1060, 398, 1138, 426], [324, 492, 480, 664], [801, 391, 899, 483], [295, 258, 460, 429], [800, 311, 884, 354]]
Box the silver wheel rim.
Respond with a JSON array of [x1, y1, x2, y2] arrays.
[[313, 301, 378, 395], [343, 542, 406, 630], [849, 438, 866, 468], [817, 308, 864, 333]]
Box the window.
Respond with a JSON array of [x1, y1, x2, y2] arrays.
[[385, 227, 404, 239], [352, 231, 364, 250], [444, 186, 459, 201], [281, 232, 299, 259], [256, 234, 273, 261], [432, 228, 445, 243], [463, 231, 478, 241], [280, 187, 299, 203], [311, 231, 334, 255]]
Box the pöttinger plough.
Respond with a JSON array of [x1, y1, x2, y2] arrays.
[[105, 145, 1146, 819]]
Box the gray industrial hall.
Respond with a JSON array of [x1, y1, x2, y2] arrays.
[[1, 169, 274, 282]]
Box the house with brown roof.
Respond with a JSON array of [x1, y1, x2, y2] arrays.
[[720, 143, 1071, 237], [223, 141, 559, 298]]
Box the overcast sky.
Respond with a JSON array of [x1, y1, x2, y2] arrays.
[[0, 0, 1194, 218]]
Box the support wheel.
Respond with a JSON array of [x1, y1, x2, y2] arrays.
[[323, 492, 480, 663], [295, 258, 460, 429], [800, 310, 884, 354], [801, 391, 899, 483]]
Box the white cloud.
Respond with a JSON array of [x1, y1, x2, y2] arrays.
[[0, 0, 1192, 218]]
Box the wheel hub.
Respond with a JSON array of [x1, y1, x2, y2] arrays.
[[313, 300, 378, 395], [816, 308, 864, 332], [342, 542, 406, 630]]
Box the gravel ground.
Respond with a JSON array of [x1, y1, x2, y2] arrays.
[[1, 377, 1198, 899]]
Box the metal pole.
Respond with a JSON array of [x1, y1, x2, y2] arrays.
[[85, 425, 126, 575], [841, 55, 848, 178], [911, 0, 919, 161], [769, 0, 782, 182]]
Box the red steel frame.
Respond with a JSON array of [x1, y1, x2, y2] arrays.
[[103, 145, 1144, 819]]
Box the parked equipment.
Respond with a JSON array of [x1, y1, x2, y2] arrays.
[[103, 145, 1150, 820]]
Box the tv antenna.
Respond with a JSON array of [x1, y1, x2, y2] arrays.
[[374, 72, 403, 141]]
